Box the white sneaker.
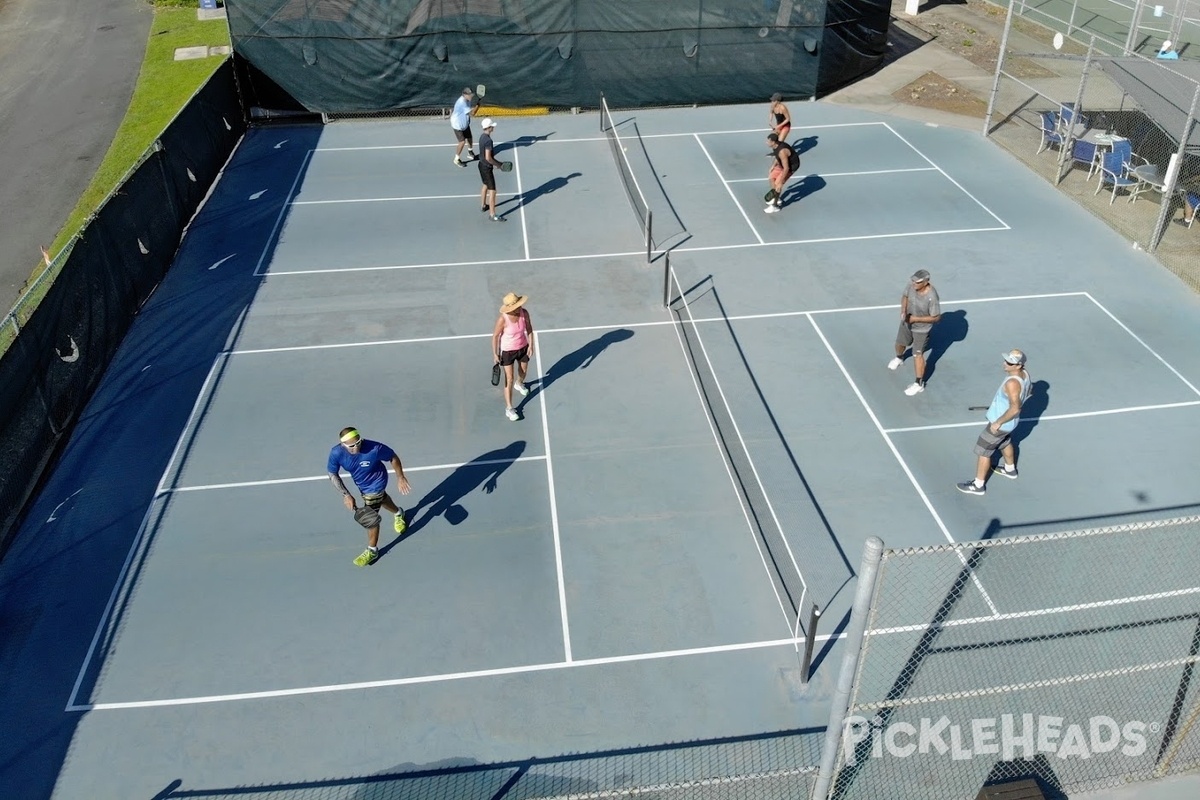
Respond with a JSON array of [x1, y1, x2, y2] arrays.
[[514, 382, 529, 397], [505, 407, 519, 421], [764, 204, 779, 214], [887, 357, 903, 371], [904, 381, 925, 396], [466, 150, 477, 160], [454, 156, 466, 167]]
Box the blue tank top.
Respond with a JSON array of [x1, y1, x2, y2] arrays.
[[986, 373, 1031, 433]]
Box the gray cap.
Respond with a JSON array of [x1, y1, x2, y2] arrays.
[[1002, 349, 1027, 366]]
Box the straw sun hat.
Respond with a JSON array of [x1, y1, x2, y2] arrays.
[[500, 292, 528, 313]]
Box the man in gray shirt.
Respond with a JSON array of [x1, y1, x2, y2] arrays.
[[888, 269, 941, 395]]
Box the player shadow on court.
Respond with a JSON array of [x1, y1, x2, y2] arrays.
[[519, 328, 635, 409], [920, 309, 969, 384], [495, 133, 555, 154], [791, 135, 819, 155], [1009, 379, 1050, 458], [498, 172, 582, 216], [780, 174, 826, 207], [379, 441, 527, 554]]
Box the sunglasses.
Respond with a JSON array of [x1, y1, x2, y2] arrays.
[[343, 439, 363, 448]]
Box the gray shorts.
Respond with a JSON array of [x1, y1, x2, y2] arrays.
[[972, 424, 1013, 457], [896, 322, 931, 354]]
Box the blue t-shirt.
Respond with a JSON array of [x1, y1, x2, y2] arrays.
[[327, 439, 395, 495]]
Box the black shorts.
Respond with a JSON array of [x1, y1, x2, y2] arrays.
[[361, 491, 392, 509], [499, 346, 528, 366], [453, 125, 472, 143], [479, 162, 496, 190]]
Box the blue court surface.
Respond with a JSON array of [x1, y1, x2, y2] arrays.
[[2, 100, 1200, 798]]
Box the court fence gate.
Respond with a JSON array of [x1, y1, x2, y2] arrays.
[[812, 517, 1200, 800]]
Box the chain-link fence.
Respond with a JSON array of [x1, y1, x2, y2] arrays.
[[1015, 0, 1200, 58], [815, 517, 1200, 800], [154, 728, 822, 799], [985, 4, 1200, 292]]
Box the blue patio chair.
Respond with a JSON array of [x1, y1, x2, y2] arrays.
[[1037, 111, 1064, 154], [1070, 139, 1100, 180], [1095, 140, 1138, 204]]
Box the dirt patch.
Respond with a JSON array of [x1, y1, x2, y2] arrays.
[[893, 71, 988, 117]]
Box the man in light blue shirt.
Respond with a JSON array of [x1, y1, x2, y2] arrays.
[[451, 87, 478, 167], [957, 350, 1033, 496]]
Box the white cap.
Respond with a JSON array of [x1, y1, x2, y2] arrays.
[[481, 117, 496, 129], [1161, 40, 1173, 51]]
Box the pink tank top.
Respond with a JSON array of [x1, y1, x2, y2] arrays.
[[500, 311, 528, 351]]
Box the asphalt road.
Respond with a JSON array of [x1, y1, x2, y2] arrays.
[[0, 0, 151, 312]]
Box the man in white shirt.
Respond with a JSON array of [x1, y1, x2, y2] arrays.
[[451, 87, 478, 167]]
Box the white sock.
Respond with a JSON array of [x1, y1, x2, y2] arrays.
[[973, 479, 985, 488]]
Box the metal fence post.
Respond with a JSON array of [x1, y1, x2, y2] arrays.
[[1056, 36, 1095, 185], [811, 536, 884, 800], [1149, 84, 1199, 253], [983, 2, 1017, 136], [662, 250, 671, 309]]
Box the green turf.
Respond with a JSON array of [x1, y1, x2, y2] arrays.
[[2, 5, 231, 353]]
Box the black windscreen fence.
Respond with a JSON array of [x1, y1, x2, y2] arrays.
[[227, 0, 890, 113], [0, 62, 246, 557]]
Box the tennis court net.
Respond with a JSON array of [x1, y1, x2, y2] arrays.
[[600, 94, 653, 262], [666, 262, 817, 647]]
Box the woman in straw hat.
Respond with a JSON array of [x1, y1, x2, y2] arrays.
[[491, 292, 535, 421]]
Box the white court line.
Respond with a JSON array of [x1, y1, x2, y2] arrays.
[[253, 148, 313, 276], [292, 192, 516, 205], [68, 355, 228, 711], [886, 401, 1200, 434], [693, 133, 764, 245], [515, 148, 531, 260], [168, 456, 548, 493], [309, 122, 888, 152], [806, 314, 1002, 616], [869, 585, 1200, 637], [882, 121, 1010, 230], [224, 291, 1087, 355], [726, 167, 937, 183], [532, 346, 572, 661], [258, 224, 1009, 277], [1085, 293, 1200, 398], [68, 632, 841, 711]]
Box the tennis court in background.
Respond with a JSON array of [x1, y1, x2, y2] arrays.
[[3, 99, 1200, 798]]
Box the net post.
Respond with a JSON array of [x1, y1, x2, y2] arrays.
[[662, 251, 671, 309], [799, 603, 821, 686], [812, 536, 885, 800], [646, 209, 653, 263]]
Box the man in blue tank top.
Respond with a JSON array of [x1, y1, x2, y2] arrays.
[[957, 350, 1032, 496], [328, 427, 411, 566]]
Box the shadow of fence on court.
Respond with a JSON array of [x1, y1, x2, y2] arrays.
[[153, 726, 824, 800]]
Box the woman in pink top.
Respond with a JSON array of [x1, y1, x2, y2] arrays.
[[491, 292, 535, 421]]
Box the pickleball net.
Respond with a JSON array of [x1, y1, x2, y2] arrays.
[[600, 94, 653, 262], [665, 261, 817, 647]]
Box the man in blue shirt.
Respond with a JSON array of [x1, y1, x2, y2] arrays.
[[451, 87, 478, 167], [328, 427, 411, 566]]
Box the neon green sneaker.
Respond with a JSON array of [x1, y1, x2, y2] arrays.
[[353, 548, 379, 567], [394, 511, 407, 535]]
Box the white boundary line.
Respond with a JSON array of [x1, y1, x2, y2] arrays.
[[309, 122, 887, 152], [66, 632, 842, 711], [727, 167, 937, 183], [253, 149, 313, 276], [167, 456, 548, 493], [693, 133, 764, 245], [291, 193, 493, 205], [886, 401, 1200, 433], [1085, 292, 1200, 398], [806, 314, 1002, 617], [533, 345, 572, 661], [515, 147, 531, 259], [882, 121, 1010, 230], [67, 355, 227, 711], [224, 291, 1088, 355]]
